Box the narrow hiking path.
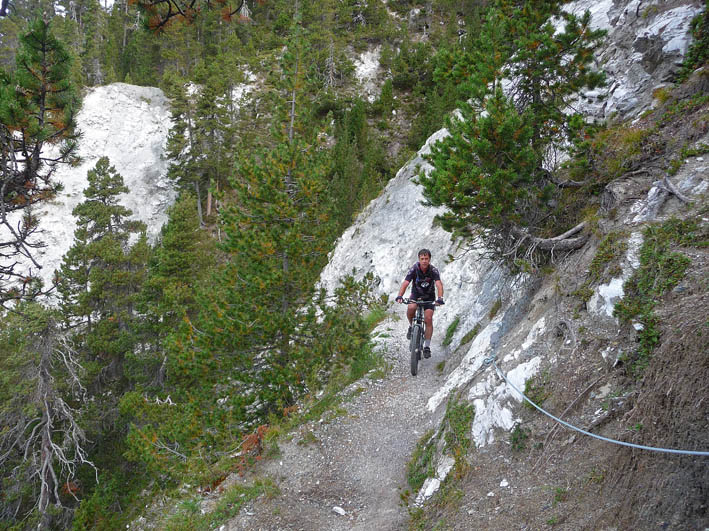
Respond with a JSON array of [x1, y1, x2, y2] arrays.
[[223, 312, 447, 530]]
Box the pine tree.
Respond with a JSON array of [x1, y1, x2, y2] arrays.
[[164, 69, 237, 222], [331, 99, 387, 229], [192, 19, 335, 419], [422, 87, 537, 247], [420, 1, 606, 262], [0, 304, 94, 529], [0, 18, 79, 304], [163, 76, 196, 200], [136, 192, 211, 388], [506, 3, 606, 161], [0, 15, 21, 68], [132, 0, 256, 30], [80, 0, 106, 85], [193, 72, 235, 217], [57, 157, 148, 392]]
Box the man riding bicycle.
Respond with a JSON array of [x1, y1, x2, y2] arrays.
[[395, 248, 444, 358]]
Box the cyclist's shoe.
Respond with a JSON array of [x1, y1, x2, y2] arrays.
[[407, 326, 412, 339], [423, 346, 431, 359]]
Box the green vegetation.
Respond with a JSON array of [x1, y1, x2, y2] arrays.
[[407, 430, 437, 492], [572, 231, 628, 302], [432, 483, 464, 513], [510, 422, 530, 451], [443, 315, 460, 346], [404, 397, 473, 528], [677, 7, 709, 81], [441, 397, 475, 470], [588, 125, 654, 180], [667, 142, 709, 176], [488, 298, 502, 319], [408, 506, 427, 531], [614, 217, 707, 375], [460, 324, 481, 346], [553, 487, 568, 505], [2, 0, 704, 528], [586, 468, 606, 484], [652, 86, 672, 104], [420, 1, 606, 264], [0, 17, 79, 304], [163, 479, 279, 530], [523, 371, 551, 410], [659, 91, 709, 126], [588, 232, 628, 283], [1, 8, 395, 520]]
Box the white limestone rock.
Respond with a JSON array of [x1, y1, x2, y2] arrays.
[[16, 83, 176, 294], [414, 455, 455, 505], [588, 232, 643, 319], [354, 47, 382, 102], [562, 0, 703, 119]]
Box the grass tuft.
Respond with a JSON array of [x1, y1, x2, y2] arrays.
[[442, 315, 460, 346], [460, 323, 481, 346], [614, 217, 706, 376]]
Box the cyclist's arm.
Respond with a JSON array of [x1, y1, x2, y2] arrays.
[[435, 279, 444, 299], [397, 279, 410, 299]]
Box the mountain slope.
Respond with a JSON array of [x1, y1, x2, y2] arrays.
[[215, 2, 708, 529]]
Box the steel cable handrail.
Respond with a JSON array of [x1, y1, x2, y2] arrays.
[[491, 358, 709, 457]]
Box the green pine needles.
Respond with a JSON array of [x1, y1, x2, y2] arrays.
[[420, 1, 606, 265], [0, 18, 80, 304]]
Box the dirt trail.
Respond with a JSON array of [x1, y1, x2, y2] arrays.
[[224, 313, 446, 531]]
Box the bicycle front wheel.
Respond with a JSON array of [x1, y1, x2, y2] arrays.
[[410, 325, 421, 376]]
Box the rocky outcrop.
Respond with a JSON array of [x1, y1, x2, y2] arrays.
[[21, 83, 176, 293], [565, 0, 704, 119]]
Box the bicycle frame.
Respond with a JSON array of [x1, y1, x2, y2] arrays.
[[404, 298, 431, 376]]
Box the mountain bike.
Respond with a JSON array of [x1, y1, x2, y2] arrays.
[[404, 298, 436, 376]]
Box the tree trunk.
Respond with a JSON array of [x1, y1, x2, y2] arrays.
[[511, 221, 588, 252], [194, 181, 204, 225], [37, 331, 58, 529]]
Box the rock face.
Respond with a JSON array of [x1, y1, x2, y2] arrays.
[[564, 0, 704, 119], [318, 128, 545, 450], [27, 83, 176, 294]]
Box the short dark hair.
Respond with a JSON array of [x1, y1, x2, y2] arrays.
[[418, 248, 431, 258]]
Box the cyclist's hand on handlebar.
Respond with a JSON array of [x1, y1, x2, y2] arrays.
[[395, 296, 404, 303], [436, 297, 445, 305]]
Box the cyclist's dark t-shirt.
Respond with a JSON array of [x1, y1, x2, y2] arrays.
[[405, 263, 440, 301]]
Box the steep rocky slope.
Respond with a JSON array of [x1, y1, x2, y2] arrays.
[[218, 2, 708, 529]]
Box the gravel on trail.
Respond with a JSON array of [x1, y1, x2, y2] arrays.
[[224, 312, 447, 531]]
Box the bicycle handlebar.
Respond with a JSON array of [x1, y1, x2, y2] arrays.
[[402, 298, 442, 305]]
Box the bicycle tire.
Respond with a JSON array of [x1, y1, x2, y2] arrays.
[[410, 325, 421, 376]]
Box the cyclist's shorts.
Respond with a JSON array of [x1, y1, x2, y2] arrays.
[[410, 300, 436, 311]]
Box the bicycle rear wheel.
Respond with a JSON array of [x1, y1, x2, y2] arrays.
[[410, 325, 421, 376]]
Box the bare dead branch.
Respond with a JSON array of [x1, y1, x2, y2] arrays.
[[510, 221, 588, 252], [658, 176, 690, 203], [151, 438, 188, 460]]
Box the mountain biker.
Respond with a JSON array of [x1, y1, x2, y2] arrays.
[[395, 248, 444, 358]]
